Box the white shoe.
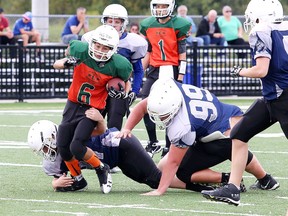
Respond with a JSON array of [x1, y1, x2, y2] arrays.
[[95, 163, 112, 194], [110, 166, 121, 173]]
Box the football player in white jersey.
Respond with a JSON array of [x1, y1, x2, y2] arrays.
[[202, 0, 288, 206], [117, 78, 279, 196], [82, 4, 148, 131]]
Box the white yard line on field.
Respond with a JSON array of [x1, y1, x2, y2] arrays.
[[0, 162, 41, 167], [0, 197, 266, 216], [31, 210, 88, 215], [0, 110, 62, 113]]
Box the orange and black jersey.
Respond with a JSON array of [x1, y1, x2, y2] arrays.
[[67, 41, 132, 109], [140, 16, 191, 67]]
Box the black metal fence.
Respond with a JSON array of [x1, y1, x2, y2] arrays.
[[0, 42, 261, 101], [185, 42, 261, 96]]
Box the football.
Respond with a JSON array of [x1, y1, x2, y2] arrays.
[[107, 77, 125, 91]]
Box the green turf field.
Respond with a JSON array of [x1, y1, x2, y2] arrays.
[[0, 99, 287, 216]]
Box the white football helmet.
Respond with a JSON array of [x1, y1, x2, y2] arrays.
[[101, 4, 129, 34], [88, 25, 119, 62], [244, 0, 283, 32], [147, 78, 182, 130], [150, 0, 175, 18], [27, 120, 58, 162]]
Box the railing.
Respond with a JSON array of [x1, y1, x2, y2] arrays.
[[185, 41, 261, 96], [0, 41, 261, 101]]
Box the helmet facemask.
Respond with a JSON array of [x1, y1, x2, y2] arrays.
[[38, 137, 57, 162], [150, 0, 175, 19], [148, 107, 179, 130], [89, 40, 114, 62], [103, 17, 127, 34], [88, 25, 119, 62]]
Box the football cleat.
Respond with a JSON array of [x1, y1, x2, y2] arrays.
[[249, 174, 280, 190], [161, 147, 169, 158], [201, 183, 241, 206], [110, 166, 122, 173], [145, 141, 162, 158], [95, 163, 112, 194], [239, 179, 247, 193], [71, 177, 88, 192]]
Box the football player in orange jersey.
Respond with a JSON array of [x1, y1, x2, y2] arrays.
[[140, 0, 191, 157], [53, 24, 132, 194]]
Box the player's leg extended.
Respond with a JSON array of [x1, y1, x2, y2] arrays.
[[118, 134, 161, 189]]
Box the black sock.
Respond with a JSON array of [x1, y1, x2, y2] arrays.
[[258, 174, 270, 184], [221, 172, 230, 183], [186, 182, 214, 192]]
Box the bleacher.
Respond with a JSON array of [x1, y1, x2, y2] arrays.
[[0, 42, 261, 101]]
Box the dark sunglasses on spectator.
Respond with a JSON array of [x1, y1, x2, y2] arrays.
[[225, 10, 232, 13]]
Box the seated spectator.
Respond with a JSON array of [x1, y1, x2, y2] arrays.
[[61, 7, 89, 45], [13, 11, 42, 59], [129, 22, 140, 34], [217, 6, 248, 46], [196, 10, 226, 46], [0, 8, 16, 58], [177, 5, 203, 46]]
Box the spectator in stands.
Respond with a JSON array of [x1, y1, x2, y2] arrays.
[[61, 7, 89, 45], [217, 5, 248, 58], [129, 22, 140, 34], [217, 6, 248, 46], [177, 5, 203, 46], [196, 10, 226, 46], [13, 11, 42, 59], [0, 8, 16, 58]]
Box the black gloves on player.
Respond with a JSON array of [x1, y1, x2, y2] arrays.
[[64, 56, 80, 68], [230, 65, 242, 78], [108, 83, 128, 99]]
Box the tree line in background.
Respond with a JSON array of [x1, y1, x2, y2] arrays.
[[0, 0, 287, 16]]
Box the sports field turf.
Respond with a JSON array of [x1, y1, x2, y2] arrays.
[[0, 99, 287, 216]]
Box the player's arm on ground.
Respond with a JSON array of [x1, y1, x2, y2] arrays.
[[143, 145, 188, 195], [52, 173, 74, 190]]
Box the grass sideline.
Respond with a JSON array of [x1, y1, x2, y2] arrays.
[[0, 99, 288, 216]]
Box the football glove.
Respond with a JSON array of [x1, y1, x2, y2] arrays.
[[230, 65, 242, 78], [64, 56, 80, 68], [108, 83, 128, 99], [128, 91, 137, 106]]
